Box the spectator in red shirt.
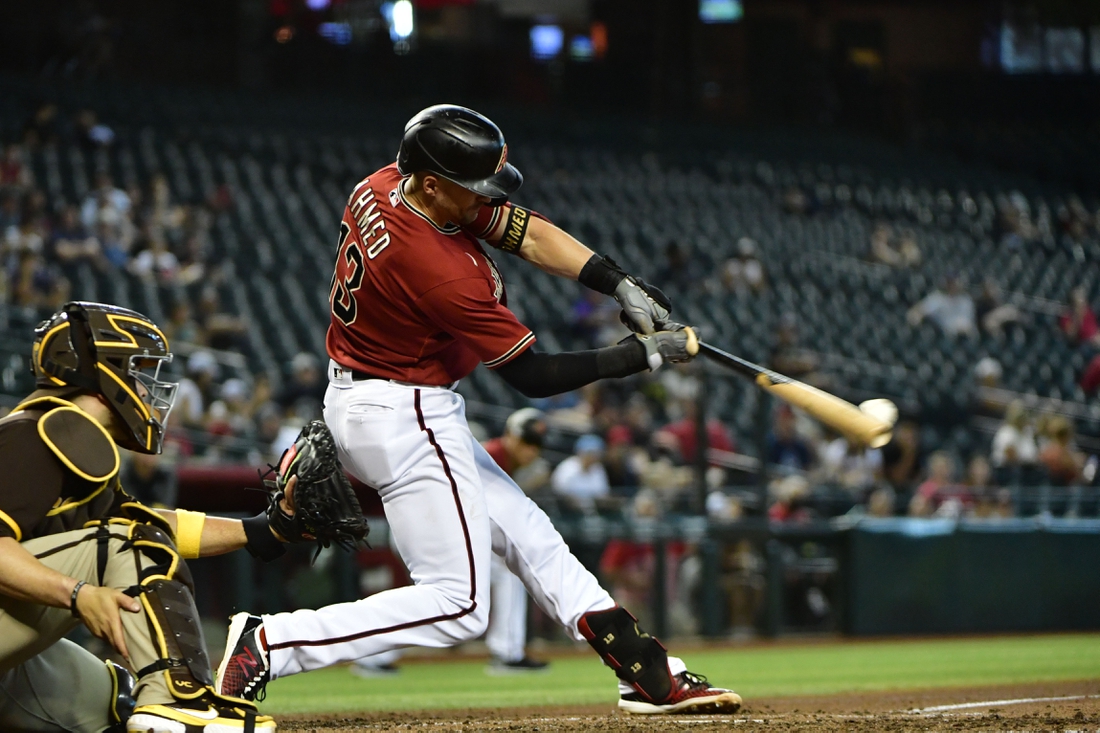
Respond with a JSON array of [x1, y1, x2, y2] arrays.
[[1060, 287, 1100, 348], [599, 490, 686, 631], [1038, 416, 1084, 486], [0, 143, 33, 193], [656, 399, 735, 466], [909, 452, 971, 517]]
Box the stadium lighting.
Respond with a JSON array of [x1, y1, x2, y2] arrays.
[[530, 24, 564, 60], [699, 0, 743, 24], [392, 0, 414, 40], [318, 22, 352, 46]]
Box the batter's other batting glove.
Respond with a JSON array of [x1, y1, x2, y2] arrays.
[[632, 324, 698, 371], [614, 276, 672, 335]]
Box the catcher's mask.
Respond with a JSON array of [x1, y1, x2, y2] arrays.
[[397, 104, 523, 205], [32, 301, 178, 454]]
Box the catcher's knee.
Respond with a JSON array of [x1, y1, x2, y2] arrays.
[[578, 606, 673, 703], [121, 522, 214, 700]]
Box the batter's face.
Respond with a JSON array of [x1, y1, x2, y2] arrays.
[[420, 175, 491, 225]]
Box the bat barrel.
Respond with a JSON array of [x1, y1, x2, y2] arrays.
[[698, 341, 894, 449]]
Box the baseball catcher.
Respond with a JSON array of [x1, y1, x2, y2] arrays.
[[0, 301, 313, 732]]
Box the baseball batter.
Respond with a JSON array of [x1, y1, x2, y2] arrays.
[[218, 105, 741, 714], [0, 301, 297, 733]]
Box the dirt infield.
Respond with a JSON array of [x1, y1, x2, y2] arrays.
[[279, 679, 1100, 731]]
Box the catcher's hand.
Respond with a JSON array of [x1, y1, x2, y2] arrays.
[[265, 420, 369, 555]]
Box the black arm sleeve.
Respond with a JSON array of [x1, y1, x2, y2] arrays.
[[492, 340, 648, 398]]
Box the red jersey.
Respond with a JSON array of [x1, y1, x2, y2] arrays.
[[481, 437, 514, 475], [326, 165, 534, 385]]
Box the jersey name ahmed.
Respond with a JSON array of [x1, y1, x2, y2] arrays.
[[326, 164, 535, 385]]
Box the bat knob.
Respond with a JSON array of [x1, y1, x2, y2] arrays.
[[683, 326, 699, 357]]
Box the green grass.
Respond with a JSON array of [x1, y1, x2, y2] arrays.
[[259, 633, 1100, 715]]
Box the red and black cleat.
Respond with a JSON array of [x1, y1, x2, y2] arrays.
[[619, 669, 742, 715], [215, 613, 271, 702]]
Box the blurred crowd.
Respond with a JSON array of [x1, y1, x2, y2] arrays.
[[1, 108, 238, 315], [0, 114, 321, 489], [3, 108, 1099, 530]]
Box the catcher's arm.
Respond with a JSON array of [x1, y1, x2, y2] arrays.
[[151, 478, 297, 558]]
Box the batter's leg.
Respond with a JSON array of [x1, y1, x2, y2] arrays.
[[474, 439, 615, 637], [485, 554, 528, 663], [475, 439, 741, 713], [260, 384, 492, 679]]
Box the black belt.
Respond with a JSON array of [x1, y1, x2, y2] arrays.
[[351, 370, 388, 381]]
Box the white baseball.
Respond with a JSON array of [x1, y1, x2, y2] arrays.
[[859, 398, 899, 427]]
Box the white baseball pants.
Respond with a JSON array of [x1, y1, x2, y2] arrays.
[[263, 374, 614, 678], [357, 557, 529, 667]]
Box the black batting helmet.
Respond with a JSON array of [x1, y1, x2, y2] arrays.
[[397, 104, 522, 203], [32, 302, 178, 454]]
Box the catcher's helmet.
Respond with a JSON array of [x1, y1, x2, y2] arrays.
[[505, 407, 547, 447], [32, 301, 178, 454], [397, 104, 522, 204]]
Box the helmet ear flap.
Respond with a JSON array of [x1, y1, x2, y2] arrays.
[[37, 306, 100, 392], [65, 303, 99, 379]]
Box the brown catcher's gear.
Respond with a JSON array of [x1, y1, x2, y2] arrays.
[[31, 301, 177, 454], [265, 420, 370, 556]]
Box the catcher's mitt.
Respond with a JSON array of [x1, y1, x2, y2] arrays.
[[265, 420, 369, 556]]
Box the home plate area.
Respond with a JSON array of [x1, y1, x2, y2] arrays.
[[277, 680, 1100, 732]]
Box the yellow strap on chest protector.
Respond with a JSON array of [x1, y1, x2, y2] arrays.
[[174, 509, 206, 559]]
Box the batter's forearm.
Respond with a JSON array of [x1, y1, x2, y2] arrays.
[[0, 537, 81, 608], [493, 341, 648, 398], [519, 217, 595, 279]]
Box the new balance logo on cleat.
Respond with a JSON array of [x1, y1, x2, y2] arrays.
[[215, 613, 271, 702]]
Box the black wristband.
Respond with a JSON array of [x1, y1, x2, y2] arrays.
[[578, 254, 628, 295], [70, 580, 87, 618], [243, 512, 287, 562]]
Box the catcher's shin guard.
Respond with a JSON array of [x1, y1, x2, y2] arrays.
[[126, 523, 216, 698], [578, 606, 674, 703]]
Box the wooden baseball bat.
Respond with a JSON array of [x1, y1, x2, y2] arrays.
[[697, 341, 896, 448]]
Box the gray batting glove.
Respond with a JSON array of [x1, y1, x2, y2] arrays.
[[636, 326, 699, 371], [614, 277, 671, 335]]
